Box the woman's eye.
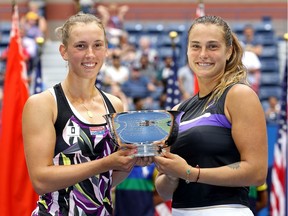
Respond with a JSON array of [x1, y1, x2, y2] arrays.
[[191, 44, 200, 49], [95, 43, 104, 49], [76, 44, 85, 49], [208, 44, 218, 50]]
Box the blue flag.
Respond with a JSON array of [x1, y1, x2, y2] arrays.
[[33, 56, 43, 94], [165, 46, 181, 110]]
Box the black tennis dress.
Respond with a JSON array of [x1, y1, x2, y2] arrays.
[[32, 83, 116, 216], [171, 84, 249, 209]]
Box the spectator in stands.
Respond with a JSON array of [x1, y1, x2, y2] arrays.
[[97, 3, 129, 48], [103, 48, 130, 86], [242, 50, 262, 93], [118, 31, 137, 65], [242, 24, 263, 56], [154, 15, 267, 216], [265, 95, 280, 123], [78, 0, 97, 14], [110, 83, 129, 111], [122, 65, 157, 110], [19, 25, 38, 83], [27, 0, 46, 17], [22, 12, 152, 215], [21, 11, 44, 40], [114, 163, 160, 216], [0, 28, 32, 83], [177, 62, 194, 100], [135, 36, 159, 68], [138, 54, 158, 85], [97, 3, 129, 30], [132, 97, 145, 110], [21, 1, 47, 39], [138, 54, 163, 103], [249, 182, 268, 215], [1, 25, 38, 86]]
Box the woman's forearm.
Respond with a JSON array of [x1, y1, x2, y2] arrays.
[[155, 173, 179, 201]]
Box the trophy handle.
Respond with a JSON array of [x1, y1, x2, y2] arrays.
[[165, 110, 184, 146], [103, 113, 120, 147]]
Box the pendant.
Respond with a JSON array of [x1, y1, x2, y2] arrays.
[[87, 110, 93, 118]]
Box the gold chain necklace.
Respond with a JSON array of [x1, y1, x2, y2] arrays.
[[82, 103, 94, 118], [66, 87, 94, 118]]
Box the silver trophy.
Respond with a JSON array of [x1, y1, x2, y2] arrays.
[[103, 110, 184, 157]]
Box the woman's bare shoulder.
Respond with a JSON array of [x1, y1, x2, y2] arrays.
[[101, 91, 124, 113]]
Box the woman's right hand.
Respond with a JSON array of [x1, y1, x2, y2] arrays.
[[107, 145, 138, 172]]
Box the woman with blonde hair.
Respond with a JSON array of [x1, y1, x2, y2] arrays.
[[154, 15, 267, 216]]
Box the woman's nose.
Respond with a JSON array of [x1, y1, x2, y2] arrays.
[[86, 47, 95, 56], [199, 47, 208, 58]]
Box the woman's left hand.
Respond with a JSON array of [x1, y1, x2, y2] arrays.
[[154, 151, 188, 179]]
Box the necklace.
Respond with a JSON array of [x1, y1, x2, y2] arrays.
[[66, 86, 94, 118], [82, 103, 94, 118]]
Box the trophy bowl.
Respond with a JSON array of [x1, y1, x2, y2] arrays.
[[103, 110, 184, 157]]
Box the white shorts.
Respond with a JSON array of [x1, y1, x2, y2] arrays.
[[172, 204, 254, 216]]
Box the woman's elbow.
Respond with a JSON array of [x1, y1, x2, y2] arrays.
[[252, 164, 268, 186], [32, 179, 49, 195]]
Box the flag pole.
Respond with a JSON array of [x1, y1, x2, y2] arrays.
[[12, 0, 16, 12], [169, 31, 178, 51]]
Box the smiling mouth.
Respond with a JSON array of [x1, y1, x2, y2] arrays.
[[82, 63, 97, 68], [198, 62, 212, 67]]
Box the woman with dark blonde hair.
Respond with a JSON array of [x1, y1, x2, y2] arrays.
[[154, 15, 267, 216], [23, 13, 152, 215]]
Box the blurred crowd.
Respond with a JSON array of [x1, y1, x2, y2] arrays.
[[0, 1, 283, 215]]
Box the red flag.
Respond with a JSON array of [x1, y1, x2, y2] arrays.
[[0, 4, 38, 215], [270, 56, 287, 216], [193, 0, 205, 95]]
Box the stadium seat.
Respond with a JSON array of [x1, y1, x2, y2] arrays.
[[158, 46, 180, 60], [157, 34, 181, 48], [258, 86, 282, 101], [145, 23, 165, 33], [235, 33, 245, 42], [261, 99, 269, 112], [127, 34, 139, 47], [0, 22, 11, 35], [260, 45, 278, 58], [0, 34, 10, 47], [255, 32, 277, 45], [254, 22, 273, 33], [260, 59, 279, 73], [232, 23, 246, 35], [164, 23, 187, 34], [260, 73, 280, 86], [124, 22, 144, 34]]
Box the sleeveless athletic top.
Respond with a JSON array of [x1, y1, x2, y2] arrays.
[[32, 83, 117, 216], [171, 84, 249, 209]]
